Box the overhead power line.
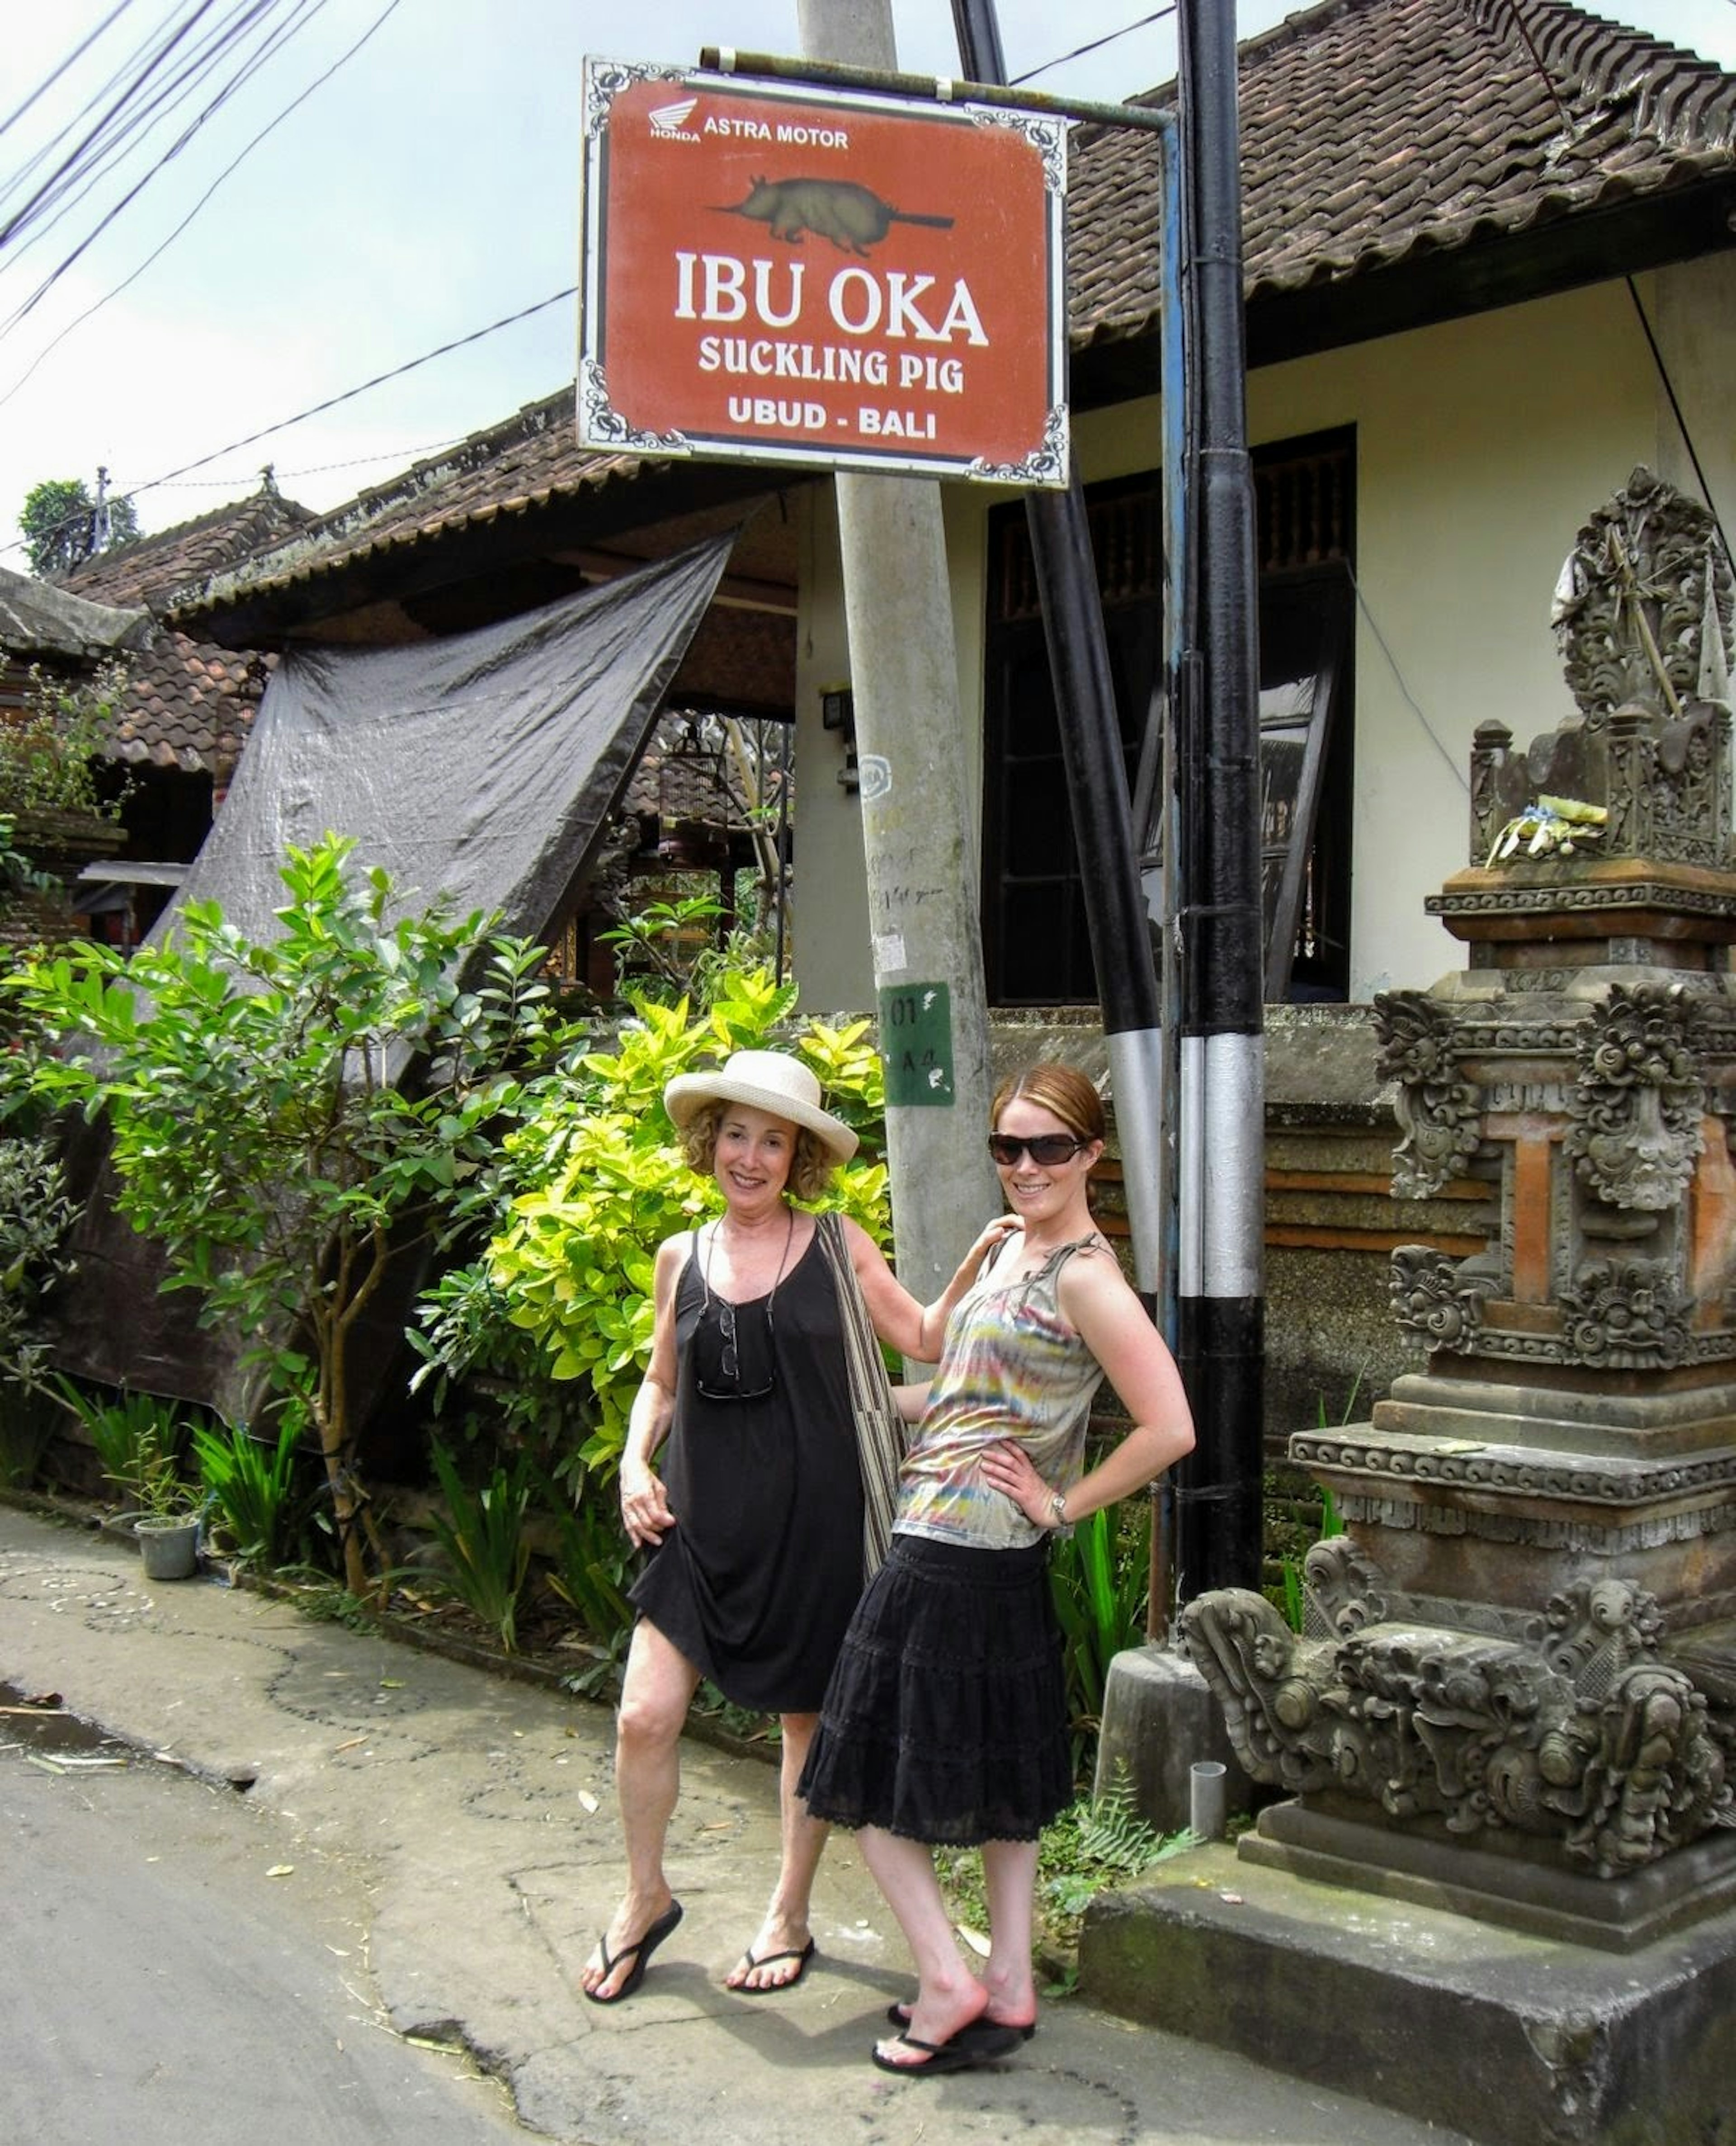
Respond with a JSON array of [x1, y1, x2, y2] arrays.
[[18, 2, 329, 273], [0, 0, 138, 151], [0, 0, 404, 411], [1014, 5, 1177, 86], [0, 283, 577, 560], [2, 0, 277, 255], [128, 284, 577, 496], [151, 433, 468, 486], [2, 0, 335, 336]]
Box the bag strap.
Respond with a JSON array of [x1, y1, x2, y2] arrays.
[[814, 1210, 902, 1579]]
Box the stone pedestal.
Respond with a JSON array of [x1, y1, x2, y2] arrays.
[[1092, 1643, 1253, 1835], [1175, 473, 1736, 1976], [1080, 1840, 1736, 2146]]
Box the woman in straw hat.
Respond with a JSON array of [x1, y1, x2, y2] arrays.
[[798, 1062, 1194, 2075], [580, 1048, 1015, 2006]]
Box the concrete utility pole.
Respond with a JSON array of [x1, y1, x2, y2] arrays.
[[797, 0, 1001, 1324]]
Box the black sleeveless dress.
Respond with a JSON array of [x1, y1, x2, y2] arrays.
[[628, 1228, 865, 1713]]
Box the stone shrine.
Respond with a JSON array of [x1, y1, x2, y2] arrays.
[[1181, 467, 1736, 1950]]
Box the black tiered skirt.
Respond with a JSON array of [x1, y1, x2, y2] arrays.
[[797, 1533, 1071, 1846]]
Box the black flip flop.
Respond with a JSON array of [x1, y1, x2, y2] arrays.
[[871, 2023, 1024, 2075], [886, 1999, 1036, 2042], [583, 1898, 684, 2004], [730, 1937, 816, 1994]]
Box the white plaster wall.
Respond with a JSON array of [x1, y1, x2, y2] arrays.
[[1650, 251, 1736, 562], [793, 263, 1730, 1010], [1261, 282, 1659, 995]]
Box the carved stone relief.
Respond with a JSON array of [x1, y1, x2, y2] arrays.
[[1563, 984, 1705, 1212], [1186, 468, 1736, 1911], [1181, 1551, 1733, 1877], [1559, 1254, 1689, 1370], [1551, 467, 1732, 724], [1374, 990, 1482, 1198], [1389, 1245, 1498, 1352]]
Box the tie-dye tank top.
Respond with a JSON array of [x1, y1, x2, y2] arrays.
[[894, 1232, 1113, 1551]]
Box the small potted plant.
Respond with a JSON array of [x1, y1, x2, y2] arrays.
[[132, 1429, 204, 1581]]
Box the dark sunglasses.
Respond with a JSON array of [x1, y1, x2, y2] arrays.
[[694, 1296, 777, 1402], [987, 1133, 1089, 1168]]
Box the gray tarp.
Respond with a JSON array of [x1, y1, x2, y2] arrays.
[[49, 533, 737, 1425], [151, 531, 737, 945]]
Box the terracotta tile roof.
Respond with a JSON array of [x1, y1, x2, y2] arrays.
[[624, 721, 750, 825], [102, 629, 269, 775], [166, 392, 801, 660], [168, 0, 1736, 633], [163, 393, 648, 621], [57, 489, 313, 773], [62, 487, 316, 608], [1070, 0, 1736, 348]]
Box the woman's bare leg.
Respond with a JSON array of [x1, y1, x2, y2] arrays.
[[725, 1710, 829, 1990], [887, 1836, 1040, 2032], [858, 1825, 992, 2062], [979, 1838, 1040, 2027], [580, 1618, 700, 1998]]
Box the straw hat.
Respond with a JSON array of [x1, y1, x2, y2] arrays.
[[663, 1049, 858, 1163]]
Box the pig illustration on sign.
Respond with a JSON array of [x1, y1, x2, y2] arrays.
[[715, 176, 954, 256]]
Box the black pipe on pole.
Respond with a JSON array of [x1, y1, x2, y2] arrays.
[[950, 0, 1169, 1331], [1173, 0, 1264, 1599]]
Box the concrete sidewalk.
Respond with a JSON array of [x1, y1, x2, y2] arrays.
[[0, 1502, 1472, 2146]]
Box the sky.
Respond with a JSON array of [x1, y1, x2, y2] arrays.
[[2, 0, 1735, 567]]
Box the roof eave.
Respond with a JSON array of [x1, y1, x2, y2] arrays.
[[170, 458, 804, 650], [1071, 164, 1736, 407]]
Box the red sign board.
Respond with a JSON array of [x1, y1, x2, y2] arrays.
[[579, 60, 1069, 486]]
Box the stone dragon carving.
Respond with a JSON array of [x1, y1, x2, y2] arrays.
[[1559, 1254, 1690, 1370], [1389, 1244, 1500, 1352], [1181, 1550, 1732, 1877]]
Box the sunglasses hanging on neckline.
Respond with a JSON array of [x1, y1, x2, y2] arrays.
[[695, 1295, 777, 1402], [694, 1209, 791, 1401]]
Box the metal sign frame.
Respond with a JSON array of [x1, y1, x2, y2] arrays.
[[578, 57, 1071, 485]]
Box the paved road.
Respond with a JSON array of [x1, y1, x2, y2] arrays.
[[0, 1501, 1475, 2146], [0, 1712, 525, 2146]]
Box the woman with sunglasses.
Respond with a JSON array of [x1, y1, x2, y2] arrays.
[[581, 1049, 1017, 2007], [798, 1062, 1195, 2076]]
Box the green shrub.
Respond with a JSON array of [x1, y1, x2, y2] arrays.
[[1050, 1499, 1150, 1777], [0, 1133, 79, 1404], [1040, 1764, 1197, 1928], [0, 1383, 58, 1489], [423, 1440, 534, 1654], [50, 1376, 190, 1511], [0, 663, 131, 823], [416, 969, 890, 1487], [192, 1412, 304, 1565], [6, 835, 561, 1599], [545, 1482, 634, 1645]]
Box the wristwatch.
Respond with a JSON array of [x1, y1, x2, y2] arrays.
[[1048, 1490, 1068, 1528]]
